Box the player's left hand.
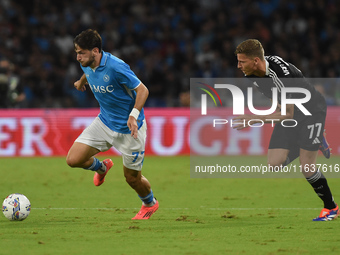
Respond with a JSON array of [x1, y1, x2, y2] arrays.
[[74, 79, 87, 92], [127, 116, 138, 139]]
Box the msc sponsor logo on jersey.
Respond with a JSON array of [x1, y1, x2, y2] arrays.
[[89, 84, 114, 93]]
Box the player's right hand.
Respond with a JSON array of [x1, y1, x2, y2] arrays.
[[127, 116, 138, 139], [74, 80, 87, 92]]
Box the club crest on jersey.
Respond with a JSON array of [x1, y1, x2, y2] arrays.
[[103, 74, 110, 82]]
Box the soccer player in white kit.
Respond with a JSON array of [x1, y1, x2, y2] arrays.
[[66, 29, 158, 220]]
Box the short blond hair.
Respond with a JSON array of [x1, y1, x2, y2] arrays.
[[235, 39, 265, 60]]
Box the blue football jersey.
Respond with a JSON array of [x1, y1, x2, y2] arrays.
[[80, 51, 145, 133]]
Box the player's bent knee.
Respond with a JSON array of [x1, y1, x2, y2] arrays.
[[66, 155, 80, 168]]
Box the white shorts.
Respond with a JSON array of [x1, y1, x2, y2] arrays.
[[75, 117, 146, 171]]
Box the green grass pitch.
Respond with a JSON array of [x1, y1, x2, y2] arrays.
[[1, 155, 340, 255]]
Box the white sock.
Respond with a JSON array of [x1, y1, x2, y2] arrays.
[[144, 198, 157, 207], [96, 162, 106, 174]]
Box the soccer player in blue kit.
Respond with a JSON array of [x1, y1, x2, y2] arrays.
[[66, 29, 158, 220]]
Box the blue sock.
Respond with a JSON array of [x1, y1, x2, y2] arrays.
[[139, 190, 154, 205], [85, 158, 102, 171]]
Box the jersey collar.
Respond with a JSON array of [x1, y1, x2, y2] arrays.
[[99, 51, 108, 67], [265, 59, 270, 76], [90, 51, 108, 72]]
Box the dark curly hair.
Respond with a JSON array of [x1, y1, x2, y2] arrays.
[[74, 29, 102, 52]]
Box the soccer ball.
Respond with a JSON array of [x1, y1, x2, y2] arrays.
[[2, 193, 31, 221]]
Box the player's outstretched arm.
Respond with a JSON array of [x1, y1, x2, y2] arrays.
[[128, 83, 149, 139], [133, 82, 149, 110], [74, 73, 88, 92]]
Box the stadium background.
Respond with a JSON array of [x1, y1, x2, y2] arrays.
[[2, 3, 340, 254], [0, 0, 340, 157]]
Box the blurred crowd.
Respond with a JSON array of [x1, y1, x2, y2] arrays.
[[0, 0, 340, 108]]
